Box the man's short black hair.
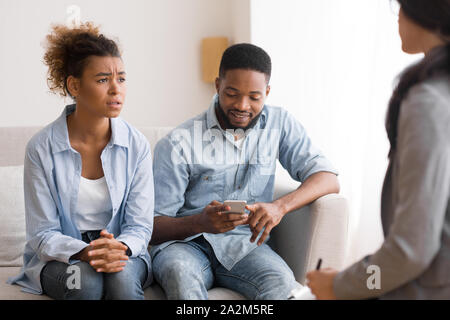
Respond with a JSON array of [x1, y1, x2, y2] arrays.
[[218, 43, 272, 83]]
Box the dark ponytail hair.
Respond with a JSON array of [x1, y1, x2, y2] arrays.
[[386, 0, 450, 158]]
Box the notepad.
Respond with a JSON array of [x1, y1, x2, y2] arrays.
[[288, 286, 317, 300]]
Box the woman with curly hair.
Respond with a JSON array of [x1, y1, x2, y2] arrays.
[[7, 22, 154, 300], [307, 0, 450, 299]]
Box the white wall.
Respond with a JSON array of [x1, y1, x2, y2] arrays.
[[0, 0, 236, 128], [231, 0, 251, 44], [250, 0, 420, 266]]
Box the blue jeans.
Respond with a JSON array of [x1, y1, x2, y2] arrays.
[[40, 231, 148, 300], [153, 235, 298, 300]]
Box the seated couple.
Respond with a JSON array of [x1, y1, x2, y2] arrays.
[[7, 22, 339, 300]]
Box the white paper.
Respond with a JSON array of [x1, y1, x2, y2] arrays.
[[288, 286, 317, 300]]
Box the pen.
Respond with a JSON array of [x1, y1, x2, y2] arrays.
[[287, 258, 323, 300], [315, 258, 322, 270]]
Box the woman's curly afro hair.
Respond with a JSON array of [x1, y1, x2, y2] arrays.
[[43, 22, 121, 98]]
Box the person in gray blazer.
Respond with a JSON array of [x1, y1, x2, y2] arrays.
[[306, 0, 450, 299]]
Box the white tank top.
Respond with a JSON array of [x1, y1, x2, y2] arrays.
[[74, 176, 112, 233]]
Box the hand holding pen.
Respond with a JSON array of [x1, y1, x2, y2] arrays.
[[306, 258, 338, 300], [287, 258, 323, 300]]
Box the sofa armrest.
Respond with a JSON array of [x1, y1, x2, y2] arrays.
[[269, 186, 349, 285]]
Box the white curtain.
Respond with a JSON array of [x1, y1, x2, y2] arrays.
[[250, 0, 420, 265]]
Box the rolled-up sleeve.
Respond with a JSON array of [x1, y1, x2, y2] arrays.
[[278, 111, 338, 182], [152, 136, 190, 217]]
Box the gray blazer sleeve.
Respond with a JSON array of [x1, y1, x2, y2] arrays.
[[333, 78, 450, 299]]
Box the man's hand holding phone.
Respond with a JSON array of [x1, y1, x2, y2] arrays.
[[198, 200, 248, 234]]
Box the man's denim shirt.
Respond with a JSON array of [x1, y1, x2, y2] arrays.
[[8, 105, 155, 294], [151, 95, 338, 270]]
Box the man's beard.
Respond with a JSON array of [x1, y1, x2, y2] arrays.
[[215, 102, 264, 131]]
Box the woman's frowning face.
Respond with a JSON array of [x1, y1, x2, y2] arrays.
[[67, 55, 127, 118]]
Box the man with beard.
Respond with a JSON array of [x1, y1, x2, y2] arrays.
[[150, 43, 340, 300]]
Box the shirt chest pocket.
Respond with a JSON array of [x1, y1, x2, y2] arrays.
[[186, 171, 226, 204], [249, 163, 274, 198]]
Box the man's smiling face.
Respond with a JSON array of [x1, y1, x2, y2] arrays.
[[215, 68, 270, 130]]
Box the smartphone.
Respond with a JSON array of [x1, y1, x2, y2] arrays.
[[224, 200, 247, 214]]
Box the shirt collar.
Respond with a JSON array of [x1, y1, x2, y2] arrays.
[[206, 94, 268, 131], [52, 104, 129, 154], [206, 95, 221, 130], [109, 116, 129, 148]]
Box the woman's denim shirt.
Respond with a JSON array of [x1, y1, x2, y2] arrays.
[[8, 105, 154, 294]]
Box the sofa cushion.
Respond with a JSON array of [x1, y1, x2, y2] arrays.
[[137, 126, 173, 155], [0, 267, 51, 300], [1, 266, 245, 300], [144, 283, 245, 300], [0, 165, 25, 267], [144, 284, 245, 300]]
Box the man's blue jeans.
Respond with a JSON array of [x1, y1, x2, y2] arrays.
[[153, 235, 298, 300], [40, 231, 148, 300]]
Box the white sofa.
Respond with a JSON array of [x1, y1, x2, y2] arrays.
[[0, 126, 349, 300]]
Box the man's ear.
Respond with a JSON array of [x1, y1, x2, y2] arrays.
[[66, 75, 80, 98], [215, 77, 220, 94], [265, 84, 271, 97]]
